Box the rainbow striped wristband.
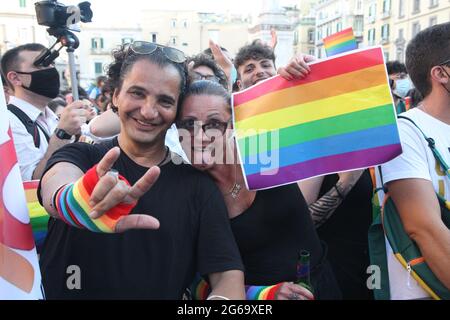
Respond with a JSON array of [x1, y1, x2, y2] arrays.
[[245, 284, 282, 300], [191, 275, 282, 300], [54, 165, 135, 233]]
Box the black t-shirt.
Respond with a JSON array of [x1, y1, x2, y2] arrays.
[[38, 138, 243, 299], [230, 184, 324, 286], [317, 170, 373, 300]]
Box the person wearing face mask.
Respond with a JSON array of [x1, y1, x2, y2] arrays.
[[386, 61, 414, 114], [1, 43, 89, 181]]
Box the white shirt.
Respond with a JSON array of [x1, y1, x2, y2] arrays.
[[381, 108, 450, 300], [7, 96, 59, 181]]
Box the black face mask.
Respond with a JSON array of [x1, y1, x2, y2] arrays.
[[15, 68, 60, 99]]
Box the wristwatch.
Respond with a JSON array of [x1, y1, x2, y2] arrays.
[[54, 128, 72, 140]]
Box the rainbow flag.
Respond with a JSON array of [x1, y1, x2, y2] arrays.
[[323, 27, 358, 57], [1, 81, 42, 299], [233, 47, 402, 190], [23, 180, 49, 251]]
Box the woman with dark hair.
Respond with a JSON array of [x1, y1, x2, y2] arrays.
[[38, 42, 244, 299], [178, 80, 341, 300]]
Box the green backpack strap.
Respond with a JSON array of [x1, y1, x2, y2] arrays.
[[398, 116, 450, 180], [368, 212, 391, 300]]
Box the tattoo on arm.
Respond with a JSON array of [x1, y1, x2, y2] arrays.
[[308, 181, 353, 228]]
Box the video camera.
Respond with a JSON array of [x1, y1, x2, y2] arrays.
[[35, 0, 93, 29], [33, 0, 93, 100], [33, 0, 93, 68]]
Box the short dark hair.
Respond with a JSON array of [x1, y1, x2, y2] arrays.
[[405, 22, 450, 97], [106, 43, 188, 111], [234, 42, 275, 70], [386, 61, 407, 75], [1, 43, 46, 86], [178, 80, 231, 120], [188, 53, 229, 89]]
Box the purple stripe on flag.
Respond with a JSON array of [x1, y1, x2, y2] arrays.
[[246, 144, 402, 190]]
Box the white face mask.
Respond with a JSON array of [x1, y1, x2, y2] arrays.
[[395, 77, 414, 98]]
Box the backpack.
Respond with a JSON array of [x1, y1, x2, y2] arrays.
[[368, 116, 450, 300], [7, 104, 50, 148]]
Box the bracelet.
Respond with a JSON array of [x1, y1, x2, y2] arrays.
[[246, 283, 282, 300], [53, 165, 136, 233], [334, 184, 345, 200], [206, 295, 230, 300]]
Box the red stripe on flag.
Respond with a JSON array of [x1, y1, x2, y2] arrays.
[[323, 27, 355, 43], [233, 48, 384, 107]]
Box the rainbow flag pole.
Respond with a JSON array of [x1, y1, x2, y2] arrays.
[[232, 47, 402, 191], [323, 27, 358, 57]]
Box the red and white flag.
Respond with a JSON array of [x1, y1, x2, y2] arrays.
[[0, 82, 43, 299]]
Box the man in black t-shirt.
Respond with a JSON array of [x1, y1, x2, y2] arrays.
[[38, 43, 244, 299]]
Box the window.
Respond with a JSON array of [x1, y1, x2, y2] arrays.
[[171, 19, 177, 28], [170, 37, 177, 46], [357, 0, 362, 11], [383, 0, 391, 16], [91, 38, 104, 50], [429, 16, 438, 27], [94, 62, 103, 75], [398, 28, 404, 40], [381, 24, 390, 41], [309, 48, 315, 56], [368, 3, 377, 23], [412, 22, 421, 37], [354, 16, 364, 35], [384, 51, 389, 62], [368, 28, 376, 46], [183, 20, 188, 28], [326, 25, 332, 37], [336, 22, 342, 33], [308, 29, 315, 43], [398, 0, 405, 18], [19, 0, 26, 8], [413, 0, 420, 13], [151, 33, 157, 43], [429, 0, 438, 8]]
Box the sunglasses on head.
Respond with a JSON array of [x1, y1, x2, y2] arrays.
[[126, 41, 187, 64]]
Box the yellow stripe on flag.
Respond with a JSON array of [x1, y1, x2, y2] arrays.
[[235, 64, 388, 121], [235, 84, 392, 138]]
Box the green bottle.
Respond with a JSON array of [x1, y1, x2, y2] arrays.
[[296, 250, 313, 293]]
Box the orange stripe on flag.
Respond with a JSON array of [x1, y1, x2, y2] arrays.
[[235, 64, 388, 121], [323, 27, 354, 43]]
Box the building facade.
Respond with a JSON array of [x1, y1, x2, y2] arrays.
[[364, 0, 450, 62], [314, 0, 365, 58], [292, 0, 316, 56], [0, 0, 50, 56]]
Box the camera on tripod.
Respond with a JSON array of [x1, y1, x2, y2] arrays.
[[35, 0, 93, 30], [33, 0, 93, 100]]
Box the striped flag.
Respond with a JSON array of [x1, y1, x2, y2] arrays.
[[323, 27, 358, 57], [233, 47, 402, 190], [0, 82, 43, 299]]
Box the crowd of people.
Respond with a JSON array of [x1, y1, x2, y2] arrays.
[[0, 21, 449, 300]]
